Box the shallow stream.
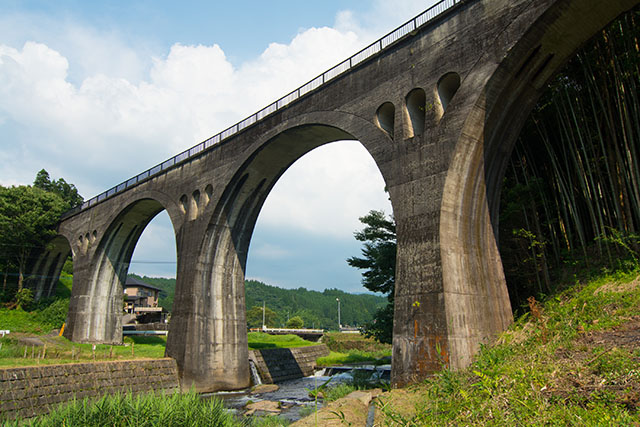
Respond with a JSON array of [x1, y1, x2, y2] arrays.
[[204, 365, 390, 423]]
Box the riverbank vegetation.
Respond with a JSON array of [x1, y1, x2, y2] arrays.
[[375, 269, 640, 425], [0, 332, 323, 368], [2, 390, 236, 427], [4, 269, 637, 425], [317, 331, 391, 366]]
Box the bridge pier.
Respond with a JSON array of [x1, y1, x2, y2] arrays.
[[64, 256, 124, 344], [165, 220, 250, 392]]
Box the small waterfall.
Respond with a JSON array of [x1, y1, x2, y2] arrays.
[[313, 368, 327, 377], [249, 360, 262, 385]]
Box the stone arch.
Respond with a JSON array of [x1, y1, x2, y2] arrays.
[[29, 235, 72, 301], [66, 196, 178, 343], [439, 0, 638, 370], [166, 112, 394, 392]]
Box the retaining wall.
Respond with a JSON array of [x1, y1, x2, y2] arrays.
[[0, 345, 329, 420], [249, 344, 330, 383], [0, 358, 179, 421]]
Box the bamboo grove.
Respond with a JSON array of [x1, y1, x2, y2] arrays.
[[499, 8, 640, 309]]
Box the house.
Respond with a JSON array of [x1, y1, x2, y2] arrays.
[[123, 276, 166, 324]]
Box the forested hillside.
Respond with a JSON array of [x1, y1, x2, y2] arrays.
[[128, 274, 386, 329]]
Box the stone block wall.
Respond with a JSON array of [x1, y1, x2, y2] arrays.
[[0, 358, 179, 421], [249, 345, 329, 383]]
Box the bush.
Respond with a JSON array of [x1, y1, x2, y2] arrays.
[[35, 298, 69, 329], [14, 288, 34, 310], [286, 316, 304, 329]]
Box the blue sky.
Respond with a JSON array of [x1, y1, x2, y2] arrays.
[[0, 0, 434, 293]]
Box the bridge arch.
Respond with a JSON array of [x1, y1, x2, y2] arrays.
[[439, 0, 638, 370], [29, 234, 72, 301], [64, 192, 181, 343], [166, 112, 394, 392]]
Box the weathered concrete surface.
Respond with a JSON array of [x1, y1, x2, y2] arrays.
[[36, 0, 639, 391]]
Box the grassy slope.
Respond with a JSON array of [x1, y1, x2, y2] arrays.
[[317, 332, 392, 366], [247, 332, 317, 349], [0, 336, 167, 367], [376, 270, 640, 425], [0, 333, 320, 368]]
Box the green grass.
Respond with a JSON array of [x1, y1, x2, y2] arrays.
[[247, 332, 316, 349], [318, 331, 391, 366], [376, 268, 640, 425], [0, 275, 72, 334], [0, 308, 54, 334], [0, 335, 167, 367], [323, 383, 359, 402], [0, 330, 318, 368], [317, 349, 390, 366], [2, 390, 235, 427]]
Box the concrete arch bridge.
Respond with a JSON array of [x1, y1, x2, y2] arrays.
[[28, 0, 638, 392]]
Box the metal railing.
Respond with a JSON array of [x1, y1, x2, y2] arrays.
[[62, 0, 462, 219]]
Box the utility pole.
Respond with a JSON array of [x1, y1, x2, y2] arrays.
[[262, 301, 266, 330], [336, 298, 341, 330]]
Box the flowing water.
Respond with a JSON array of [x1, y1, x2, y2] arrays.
[[205, 365, 391, 423]]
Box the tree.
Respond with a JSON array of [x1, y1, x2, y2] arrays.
[[286, 315, 304, 329], [347, 210, 396, 343], [0, 185, 66, 296], [34, 169, 83, 210], [246, 305, 278, 329]]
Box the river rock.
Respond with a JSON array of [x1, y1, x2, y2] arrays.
[[251, 384, 280, 394], [245, 400, 281, 415]]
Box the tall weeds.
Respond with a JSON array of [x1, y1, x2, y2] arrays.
[[6, 390, 236, 427]]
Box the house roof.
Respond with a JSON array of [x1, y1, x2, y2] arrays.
[[124, 276, 164, 292]]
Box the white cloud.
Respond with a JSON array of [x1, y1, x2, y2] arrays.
[[335, 0, 438, 45], [0, 1, 427, 278], [257, 141, 391, 238], [0, 11, 150, 84], [0, 24, 368, 197]]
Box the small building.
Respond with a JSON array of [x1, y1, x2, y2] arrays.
[[123, 277, 166, 324]]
